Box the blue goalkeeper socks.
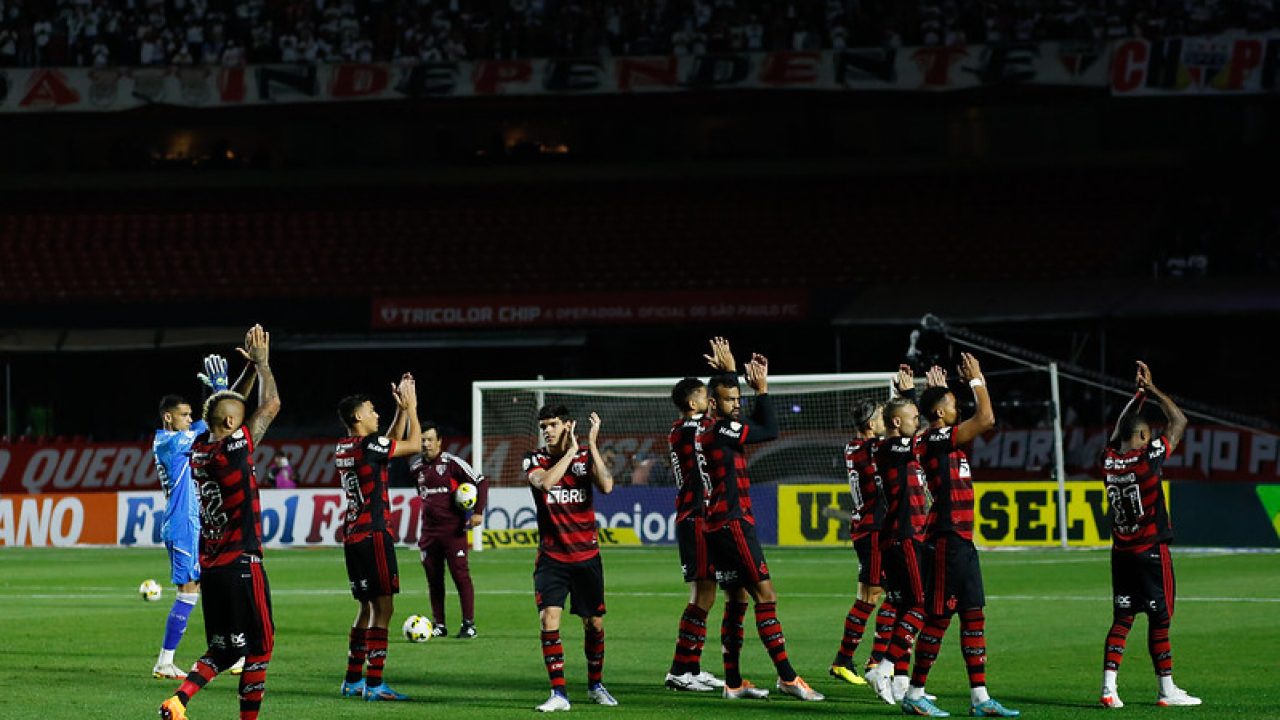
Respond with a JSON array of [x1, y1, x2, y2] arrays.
[[163, 592, 199, 651]]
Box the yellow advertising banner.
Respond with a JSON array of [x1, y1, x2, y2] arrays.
[[776, 481, 1162, 547]]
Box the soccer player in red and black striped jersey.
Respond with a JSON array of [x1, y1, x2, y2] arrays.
[[863, 394, 930, 706], [829, 364, 918, 687], [412, 422, 486, 639], [664, 336, 741, 693], [336, 375, 422, 702], [696, 355, 824, 702], [524, 405, 616, 712], [159, 324, 281, 720], [903, 354, 1019, 718], [1099, 361, 1197, 708]]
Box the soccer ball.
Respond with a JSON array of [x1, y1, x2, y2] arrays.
[[403, 614, 433, 643], [454, 482, 478, 510], [139, 579, 163, 602]]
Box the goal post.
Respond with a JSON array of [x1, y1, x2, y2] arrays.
[[470, 373, 897, 551]]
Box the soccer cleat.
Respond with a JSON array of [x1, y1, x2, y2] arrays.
[[777, 676, 825, 701], [364, 683, 410, 701], [693, 671, 725, 689], [456, 621, 478, 639], [865, 665, 896, 705], [340, 678, 366, 698], [158, 696, 187, 720], [1099, 690, 1124, 708], [1156, 686, 1202, 707], [723, 680, 770, 700], [153, 663, 188, 680], [229, 657, 245, 675], [829, 664, 868, 686], [535, 690, 572, 712], [587, 683, 619, 706], [665, 672, 714, 691], [902, 695, 951, 717], [431, 624, 447, 638], [970, 698, 1021, 717]]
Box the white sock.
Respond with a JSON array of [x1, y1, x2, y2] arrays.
[[876, 659, 893, 676], [892, 674, 909, 696], [1158, 675, 1175, 695], [177, 592, 199, 606], [906, 685, 926, 701], [1102, 670, 1118, 693], [156, 648, 175, 667], [971, 685, 990, 705]]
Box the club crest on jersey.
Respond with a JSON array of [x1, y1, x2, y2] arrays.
[[436, 464, 447, 474], [378, 437, 390, 447], [571, 461, 588, 475]]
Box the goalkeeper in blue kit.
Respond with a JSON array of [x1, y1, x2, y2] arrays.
[[151, 351, 255, 679]]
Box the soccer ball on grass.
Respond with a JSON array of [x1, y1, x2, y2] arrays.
[[403, 614, 433, 643], [139, 579, 163, 602]]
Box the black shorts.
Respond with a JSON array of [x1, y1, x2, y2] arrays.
[[534, 554, 607, 618], [854, 531, 882, 586], [880, 538, 929, 608], [926, 534, 985, 616], [344, 531, 400, 601], [1111, 543, 1175, 621], [707, 519, 770, 590], [200, 554, 274, 656], [676, 518, 713, 583]]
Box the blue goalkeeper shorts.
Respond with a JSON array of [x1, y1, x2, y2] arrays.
[[166, 536, 201, 586]]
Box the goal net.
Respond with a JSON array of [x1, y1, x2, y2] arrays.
[[471, 373, 895, 548]]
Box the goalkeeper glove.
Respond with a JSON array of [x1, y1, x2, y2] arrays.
[[197, 354, 230, 393]]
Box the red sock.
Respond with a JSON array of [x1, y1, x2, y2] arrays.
[[585, 627, 605, 686], [345, 627, 367, 684], [910, 615, 951, 687], [871, 605, 897, 664], [834, 599, 876, 667], [175, 652, 232, 705], [755, 601, 796, 682], [887, 607, 925, 676], [238, 652, 270, 720], [1149, 620, 1172, 677], [1103, 615, 1133, 672], [670, 603, 709, 676], [721, 601, 748, 688], [364, 627, 388, 686], [960, 609, 987, 687], [541, 630, 566, 691]]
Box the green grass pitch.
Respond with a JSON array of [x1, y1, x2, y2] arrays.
[[1, 545, 1277, 719]]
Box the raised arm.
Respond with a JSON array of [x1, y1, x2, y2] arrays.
[[245, 325, 280, 445], [895, 364, 918, 401], [389, 374, 422, 458], [1137, 361, 1188, 452], [704, 336, 738, 374], [586, 412, 614, 494], [953, 353, 995, 445], [743, 355, 779, 444], [1109, 360, 1151, 445]]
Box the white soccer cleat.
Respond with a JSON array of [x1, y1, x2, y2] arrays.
[[1157, 686, 1201, 707], [587, 683, 618, 706], [1100, 690, 1124, 708], [863, 665, 896, 705], [723, 680, 770, 700], [535, 691, 571, 712], [664, 672, 713, 692], [152, 662, 188, 680], [693, 671, 725, 689]]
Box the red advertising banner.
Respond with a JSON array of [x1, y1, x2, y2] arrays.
[[372, 291, 810, 329], [3, 424, 1276, 494]]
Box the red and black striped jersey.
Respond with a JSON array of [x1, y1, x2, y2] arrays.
[[696, 394, 778, 532], [412, 451, 486, 541], [918, 425, 976, 541], [846, 436, 882, 541], [1102, 434, 1173, 553], [670, 415, 705, 523], [191, 426, 263, 569], [336, 434, 398, 544], [524, 448, 599, 563], [874, 435, 928, 543]]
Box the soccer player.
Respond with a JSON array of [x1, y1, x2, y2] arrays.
[[524, 406, 616, 712], [1099, 361, 1197, 708], [901, 354, 1020, 718], [336, 374, 422, 701], [151, 353, 256, 680], [863, 394, 929, 707], [664, 336, 737, 693], [412, 422, 487, 639], [696, 354, 824, 702], [158, 324, 280, 720], [829, 365, 917, 687]]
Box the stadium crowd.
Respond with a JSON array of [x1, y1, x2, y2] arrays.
[[0, 0, 1275, 68]]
